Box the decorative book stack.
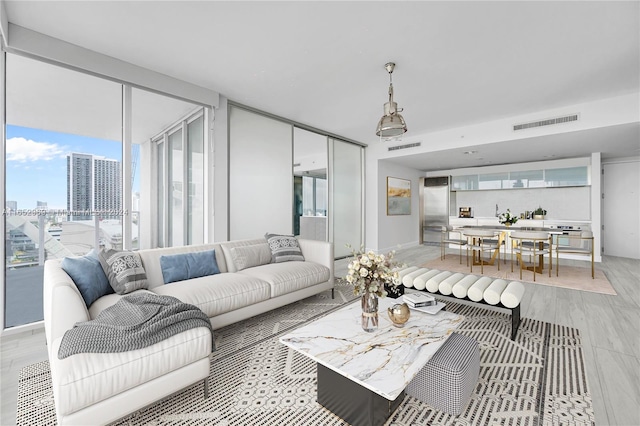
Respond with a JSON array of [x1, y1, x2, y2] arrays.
[[403, 293, 437, 308]]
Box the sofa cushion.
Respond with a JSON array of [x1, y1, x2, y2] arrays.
[[160, 250, 220, 284], [230, 243, 272, 271], [49, 326, 212, 417], [220, 239, 271, 273], [265, 233, 305, 263], [61, 251, 114, 307], [239, 261, 330, 298], [98, 249, 148, 295], [152, 273, 271, 318]]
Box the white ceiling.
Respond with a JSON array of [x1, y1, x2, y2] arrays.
[[4, 1, 639, 170]]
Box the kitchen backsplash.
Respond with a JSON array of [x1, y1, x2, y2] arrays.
[[453, 186, 590, 220]]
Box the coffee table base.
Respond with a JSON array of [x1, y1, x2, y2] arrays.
[[317, 363, 404, 426]]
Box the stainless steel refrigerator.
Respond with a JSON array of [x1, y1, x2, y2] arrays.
[[420, 176, 454, 245]]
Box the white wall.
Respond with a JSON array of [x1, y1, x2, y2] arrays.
[[376, 160, 423, 253]]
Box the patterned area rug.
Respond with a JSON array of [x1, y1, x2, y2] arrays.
[[16, 285, 594, 426]]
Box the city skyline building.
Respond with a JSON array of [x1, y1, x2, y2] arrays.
[[66, 152, 121, 220]]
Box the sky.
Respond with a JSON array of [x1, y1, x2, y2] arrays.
[[5, 125, 140, 210]]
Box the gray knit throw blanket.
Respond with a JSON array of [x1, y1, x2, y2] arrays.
[[58, 292, 214, 359]]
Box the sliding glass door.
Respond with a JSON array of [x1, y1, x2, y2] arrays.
[[330, 139, 364, 258], [228, 106, 293, 240], [293, 128, 328, 240]]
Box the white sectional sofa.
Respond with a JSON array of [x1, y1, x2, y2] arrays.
[[43, 237, 334, 425]]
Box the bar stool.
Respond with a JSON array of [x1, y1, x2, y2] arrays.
[[441, 225, 467, 264], [510, 231, 552, 282], [463, 230, 501, 274]]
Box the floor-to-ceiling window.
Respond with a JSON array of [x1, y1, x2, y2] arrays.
[[2, 55, 210, 329], [151, 108, 206, 248], [4, 54, 123, 328]]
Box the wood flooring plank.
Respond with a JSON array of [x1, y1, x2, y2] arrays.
[[578, 332, 610, 425], [522, 282, 557, 322], [594, 347, 640, 426], [554, 287, 586, 329], [584, 303, 639, 357]]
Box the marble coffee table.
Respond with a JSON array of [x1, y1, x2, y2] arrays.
[[279, 297, 464, 426]]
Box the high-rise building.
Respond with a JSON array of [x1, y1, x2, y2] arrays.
[[67, 153, 121, 220], [6, 200, 17, 212]]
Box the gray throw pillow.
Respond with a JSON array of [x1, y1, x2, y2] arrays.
[[98, 249, 148, 294], [264, 233, 305, 263]]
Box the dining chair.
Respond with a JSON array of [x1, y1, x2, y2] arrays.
[[441, 225, 467, 265], [510, 231, 552, 282], [556, 230, 594, 279], [463, 230, 501, 274], [484, 235, 507, 264]]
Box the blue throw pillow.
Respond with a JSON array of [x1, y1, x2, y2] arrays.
[[160, 250, 220, 284], [61, 250, 114, 307]]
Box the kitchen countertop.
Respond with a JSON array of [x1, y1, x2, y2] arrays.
[[459, 225, 563, 233], [449, 217, 591, 224]]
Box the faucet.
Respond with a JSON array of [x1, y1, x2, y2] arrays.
[[495, 204, 499, 217]]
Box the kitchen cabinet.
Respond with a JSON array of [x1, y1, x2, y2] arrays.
[[452, 166, 588, 191]]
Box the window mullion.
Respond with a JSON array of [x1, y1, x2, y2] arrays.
[[182, 120, 189, 245]]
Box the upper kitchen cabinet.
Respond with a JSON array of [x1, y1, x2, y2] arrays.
[[544, 166, 589, 187], [451, 175, 478, 190], [452, 166, 588, 191]]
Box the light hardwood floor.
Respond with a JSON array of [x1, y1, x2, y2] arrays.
[[1, 245, 638, 425]]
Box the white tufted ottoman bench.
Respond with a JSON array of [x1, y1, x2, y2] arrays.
[[398, 266, 525, 340], [406, 332, 480, 415]]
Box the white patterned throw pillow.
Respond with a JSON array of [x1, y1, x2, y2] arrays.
[[98, 248, 148, 294], [264, 233, 305, 263]]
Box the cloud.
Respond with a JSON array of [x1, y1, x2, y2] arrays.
[[6, 137, 66, 162]]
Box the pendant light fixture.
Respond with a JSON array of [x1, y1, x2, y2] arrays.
[[375, 62, 407, 139]]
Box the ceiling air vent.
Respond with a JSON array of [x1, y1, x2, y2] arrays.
[[388, 142, 421, 152], [513, 114, 579, 131]]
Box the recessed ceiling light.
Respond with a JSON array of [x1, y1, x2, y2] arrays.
[[463, 150, 478, 155]]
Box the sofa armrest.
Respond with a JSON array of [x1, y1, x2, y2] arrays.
[[298, 239, 334, 284], [43, 260, 90, 354]]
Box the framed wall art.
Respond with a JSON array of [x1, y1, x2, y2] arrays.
[[387, 177, 411, 215]]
